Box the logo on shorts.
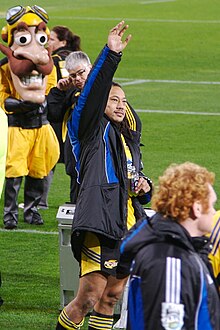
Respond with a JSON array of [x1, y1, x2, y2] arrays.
[[161, 302, 184, 330], [104, 259, 118, 269]]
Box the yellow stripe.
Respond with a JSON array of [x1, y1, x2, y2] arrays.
[[125, 104, 136, 131], [62, 108, 71, 142], [81, 232, 101, 276], [59, 313, 77, 329], [127, 197, 135, 230], [210, 211, 220, 254], [121, 134, 132, 161], [62, 92, 81, 142], [209, 212, 220, 286], [82, 245, 101, 263], [88, 315, 113, 329], [58, 310, 84, 329], [121, 134, 136, 229]]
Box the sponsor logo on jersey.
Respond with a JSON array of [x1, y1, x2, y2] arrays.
[[161, 302, 184, 330], [104, 259, 118, 269]]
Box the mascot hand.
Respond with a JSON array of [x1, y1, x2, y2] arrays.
[[5, 97, 45, 114]]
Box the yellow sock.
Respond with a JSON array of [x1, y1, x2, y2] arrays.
[[58, 308, 84, 329], [88, 310, 114, 329]]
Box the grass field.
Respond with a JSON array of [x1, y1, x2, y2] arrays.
[[0, 0, 220, 329]]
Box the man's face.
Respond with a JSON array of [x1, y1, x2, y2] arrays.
[[68, 64, 91, 90], [197, 184, 217, 235], [105, 85, 127, 123]]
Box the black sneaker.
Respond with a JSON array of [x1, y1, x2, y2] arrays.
[[24, 212, 44, 225], [4, 219, 17, 230]]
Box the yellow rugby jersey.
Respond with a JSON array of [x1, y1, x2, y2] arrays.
[[121, 134, 136, 230], [209, 211, 220, 290]]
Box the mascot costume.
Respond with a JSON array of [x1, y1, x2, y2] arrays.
[[0, 109, 7, 199], [0, 5, 59, 229], [0, 108, 7, 307]]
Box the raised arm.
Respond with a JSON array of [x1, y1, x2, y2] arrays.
[[67, 21, 131, 142]]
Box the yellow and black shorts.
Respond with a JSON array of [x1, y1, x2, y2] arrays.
[[75, 232, 121, 277]]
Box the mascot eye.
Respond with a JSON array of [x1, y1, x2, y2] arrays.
[[14, 34, 32, 46], [36, 32, 48, 46]]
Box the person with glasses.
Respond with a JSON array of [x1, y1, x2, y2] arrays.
[[47, 51, 92, 205], [0, 5, 59, 229], [38, 25, 82, 209], [53, 21, 152, 330]]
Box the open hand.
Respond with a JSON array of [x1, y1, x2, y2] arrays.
[[107, 20, 132, 53]]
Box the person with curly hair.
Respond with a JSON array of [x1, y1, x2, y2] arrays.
[[118, 162, 220, 330]]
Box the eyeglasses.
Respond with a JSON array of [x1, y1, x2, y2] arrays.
[[6, 5, 49, 25], [69, 69, 86, 79]]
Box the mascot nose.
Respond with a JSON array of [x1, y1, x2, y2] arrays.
[[13, 43, 50, 65]]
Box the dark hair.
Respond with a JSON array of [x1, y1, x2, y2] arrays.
[[112, 81, 122, 88], [51, 25, 81, 52], [111, 81, 133, 139]]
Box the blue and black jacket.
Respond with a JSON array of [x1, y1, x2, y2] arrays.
[[67, 45, 150, 247], [118, 213, 220, 330]]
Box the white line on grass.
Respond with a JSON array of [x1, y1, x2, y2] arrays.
[[53, 16, 220, 24], [117, 78, 220, 115], [120, 79, 220, 86], [136, 109, 220, 115], [0, 228, 58, 235], [141, 0, 176, 4]]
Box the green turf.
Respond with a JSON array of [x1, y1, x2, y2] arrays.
[[0, 0, 220, 328]]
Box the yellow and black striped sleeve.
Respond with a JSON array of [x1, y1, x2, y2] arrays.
[[209, 211, 220, 290]]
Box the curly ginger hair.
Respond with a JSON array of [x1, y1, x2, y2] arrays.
[[151, 162, 215, 222]]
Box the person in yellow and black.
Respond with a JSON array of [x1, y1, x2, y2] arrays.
[[0, 5, 59, 229], [209, 211, 220, 291], [54, 21, 152, 330], [37, 26, 82, 209], [0, 108, 7, 199], [0, 107, 7, 307], [49, 25, 81, 81], [47, 51, 91, 204]]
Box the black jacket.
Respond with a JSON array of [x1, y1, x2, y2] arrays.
[[67, 45, 151, 243], [118, 213, 220, 330]]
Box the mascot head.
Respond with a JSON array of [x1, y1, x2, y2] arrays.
[[0, 5, 54, 103], [1, 5, 50, 47]]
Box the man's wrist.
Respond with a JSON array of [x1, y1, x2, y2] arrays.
[[106, 44, 122, 56]]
